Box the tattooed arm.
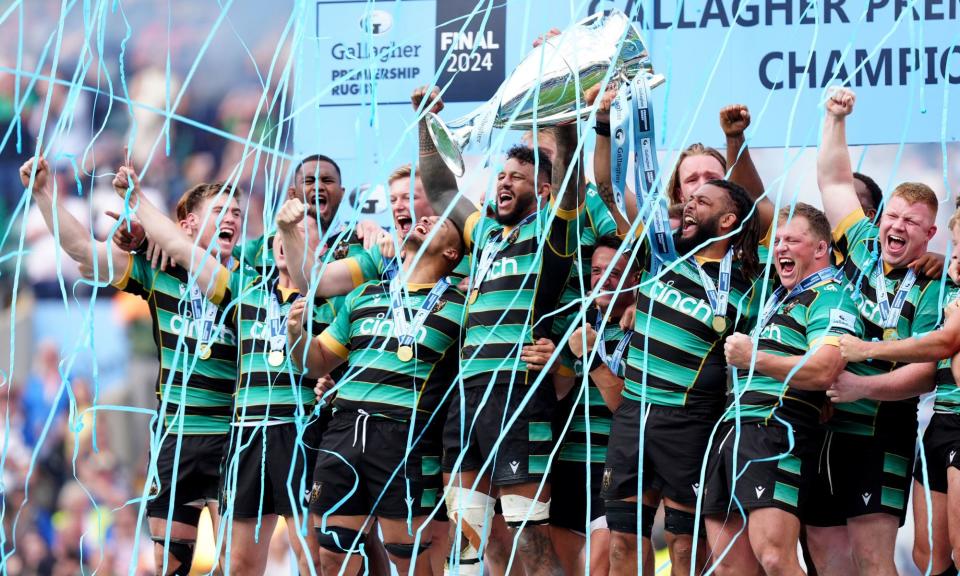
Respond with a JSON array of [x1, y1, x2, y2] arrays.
[[413, 86, 477, 236]]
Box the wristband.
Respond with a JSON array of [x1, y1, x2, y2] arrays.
[[594, 122, 611, 137], [588, 351, 604, 373]]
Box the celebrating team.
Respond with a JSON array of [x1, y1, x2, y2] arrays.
[[19, 79, 960, 576]]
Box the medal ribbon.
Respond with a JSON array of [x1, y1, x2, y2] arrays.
[[268, 289, 298, 354], [609, 84, 631, 215], [629, 75, 676, 270], [593, 310, 633, 375], [756, 267, 839, 334], [189, 283, 216, 344], [692, 248, 733, 323], [471, 211, 537, 296], [388, 275, 452, 348], [873, 261, 917, 331]]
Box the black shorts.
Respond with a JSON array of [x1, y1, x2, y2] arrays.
[[549, 459, 606, 533], [442, 383, 556, 486], [805, 428, 916, 527], [701, 421, 820, 519], [602, 401, 719, 506], [220, 418, 324, 519], [914, 413, 960, 494], [311, 413, 442, 520], [147, 434, 226, 524]]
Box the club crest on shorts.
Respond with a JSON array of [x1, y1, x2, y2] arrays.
[[332, 240, 350, 260], [149, 479, 160, 497], [309, 481, 322, 504], [602, 468, 613, 491]]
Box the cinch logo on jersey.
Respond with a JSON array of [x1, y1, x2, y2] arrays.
[[649, 279, 713, 326], [488, 257, 518, 281], [169, 316, 236, 344], [759, 324, 783, 343], [357, 313, 429, 343], [855, 297, 886, 328]]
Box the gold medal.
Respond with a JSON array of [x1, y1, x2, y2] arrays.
[[883, 328, 898, 341], [468, 289, 479, 305], [268, 349, 285, 366], [712, 316, 728, 333], [198, 344, 212, 360], [397, 345, 414, 362]]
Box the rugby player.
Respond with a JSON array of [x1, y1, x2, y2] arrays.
[[110, 165, 331, 576], [19, 156, 240, 576], [805, 86, 941, 576], [835, 209, 960, 576], [287, 212, 465, 576], [703, 203, 862, 576], [415, 84, 586, 576], [550, 235, 639, 576], [590, 89, 770, 575]]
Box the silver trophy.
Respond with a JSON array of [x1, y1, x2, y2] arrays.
[[426, 9, 663, 176]]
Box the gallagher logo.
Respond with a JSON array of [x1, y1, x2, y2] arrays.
[[360, 10, 393, 35]]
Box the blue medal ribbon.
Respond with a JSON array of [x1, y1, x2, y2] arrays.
[[692, 248, 733, 322], [471, 211, 538, 296], [388, 275, 452, 349], [756, 267, 839, 334], [627, 75, 675, 270], [592, 310, 633, 375], [872, 260, 916, 332]]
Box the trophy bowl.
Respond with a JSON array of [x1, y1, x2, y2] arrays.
[[426, 9, 663, 176]]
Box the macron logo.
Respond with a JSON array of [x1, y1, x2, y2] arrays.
[[754, 486, 765, 499], [509, 461, 520, 474], [862, 492, 872, 506]]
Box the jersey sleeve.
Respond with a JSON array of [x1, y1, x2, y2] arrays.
[[546, 201, 583, 258], [344, 245, 385, 287], [806, 284, 862, 347], [462, 210, 484, 251], [112, 253, 154, 297], [831, 208, 873, 262], [318, 286, 362, 360], [913, 281, 947, 338], [584, 184, 619, 240], [236, 234, 271, 270]]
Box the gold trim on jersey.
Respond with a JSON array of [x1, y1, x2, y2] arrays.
[[112, 253, 135, 291], [832, 208, 866, 244], [318, 331, 349, 360]]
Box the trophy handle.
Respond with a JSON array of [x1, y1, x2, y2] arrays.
[[426, 112, 468, 177]]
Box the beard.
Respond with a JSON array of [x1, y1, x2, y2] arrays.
[[674, 214, 722, 256], [495, 191, 538, 227]]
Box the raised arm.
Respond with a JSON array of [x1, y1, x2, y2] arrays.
[[829, 361, 936, 403], [720, 104, 773, 233], [115, 165, 226, 297], [818, 87, 862, 226], [585, 84, 633, 233], [552, 122, 586, 212], [20, 157, 127, 284], [725, 332, 845, 391], [276, 198, 311, 294], [413, 86, 477, 235]]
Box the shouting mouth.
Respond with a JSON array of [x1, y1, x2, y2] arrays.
[[778, 256, 796, 276], [396, 214, 412, 236]]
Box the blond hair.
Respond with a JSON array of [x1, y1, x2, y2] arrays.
[[891, 182, 938, 217], [175, 182, 241, 222], [665, 143, 727, 205], [388, 164, 413, 186]]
